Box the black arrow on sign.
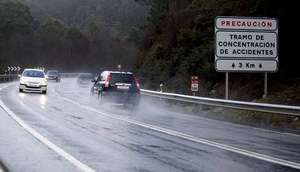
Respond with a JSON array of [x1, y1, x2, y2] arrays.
[[232, 63, 235, 68]]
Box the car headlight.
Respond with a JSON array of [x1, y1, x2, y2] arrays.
[[20, 78, 25, 84], [41, 80, 47, 86]]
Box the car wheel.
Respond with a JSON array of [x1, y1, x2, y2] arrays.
[[42, 90, 47, 94], [19, 89, 23, 93]]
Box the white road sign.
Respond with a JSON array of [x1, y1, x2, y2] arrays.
[[215, 16, 278, 72], [191, 76, 199, 92], [7, 66, 21, 72], [191, 83, 199, 92], [216, 60, 278, 72], [216, 17, 277, 31], [216, 31, 277, 58]]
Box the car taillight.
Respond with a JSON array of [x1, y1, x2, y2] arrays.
[[105, 74, 112, 87], [134, 75, 140, 89]]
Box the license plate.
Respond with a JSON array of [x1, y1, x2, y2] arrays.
[[29, 84, 38, 87], [117, 85, 129, 90]]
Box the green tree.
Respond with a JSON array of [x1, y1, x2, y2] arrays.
[[35, 17, 67, 66], [0, 0, 34, 66]]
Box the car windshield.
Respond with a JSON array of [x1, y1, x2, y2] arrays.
[[47, 71, 58, 75], [23, 70, 45, 78], [111, 73, 134, 84]]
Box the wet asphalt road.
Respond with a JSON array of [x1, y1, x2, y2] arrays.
[[0, 78, 300, 172]]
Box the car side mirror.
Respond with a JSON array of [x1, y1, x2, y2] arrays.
[[18, 74, 21, 78], [45, 75, 48, 79]]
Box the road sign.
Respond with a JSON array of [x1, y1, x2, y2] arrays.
[[7, 66, 21, 72], [191, 76, 199, 92], [216, 31, 278, 58], [216, 60, 277, 72], [215, 17, 277, 30], [215, 17, 278, 72]]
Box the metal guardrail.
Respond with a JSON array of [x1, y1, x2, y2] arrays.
[[61, 73, 82, 78], [0, 74, 18, 83], [141, 89, 300, 116], [61, 73, 95, 78]]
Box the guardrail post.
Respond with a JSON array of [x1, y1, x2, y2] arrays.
[[160, 83, 164, 92]]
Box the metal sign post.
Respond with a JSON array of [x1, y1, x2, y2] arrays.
[[225, 72, 229, 100], [7, 66, 11, 81], [263, 72, 268, 98]]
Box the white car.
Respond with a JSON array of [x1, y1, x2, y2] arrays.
[[19, 69, 47, 94]]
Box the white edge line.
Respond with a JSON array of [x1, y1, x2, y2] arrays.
[[57, 90, 300, 170], [0, 163, 5, 172], [0, 85, 95, 172], [172, 111, 300, 138]]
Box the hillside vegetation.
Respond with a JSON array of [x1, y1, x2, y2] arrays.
[[135, 0, 299, 102], [0, 0, 146, 71]]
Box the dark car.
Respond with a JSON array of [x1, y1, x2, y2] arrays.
[[46, 70, 61, 82], [95, 71, 140, 106]]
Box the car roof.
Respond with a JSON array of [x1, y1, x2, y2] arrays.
[[24, 69, 44, 72], [103, 71, 133, 75]]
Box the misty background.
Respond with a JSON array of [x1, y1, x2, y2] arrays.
[[0, 0, 147, 72]]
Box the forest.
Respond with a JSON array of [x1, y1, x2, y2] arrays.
[[0, 0, 146, 72]]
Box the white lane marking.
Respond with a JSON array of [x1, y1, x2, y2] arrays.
[[0, 163, 5, 172], [57, 91, 300, 170], [0, 86, 95, 172]]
